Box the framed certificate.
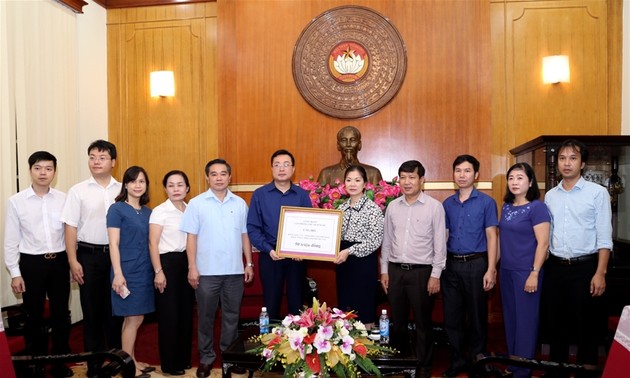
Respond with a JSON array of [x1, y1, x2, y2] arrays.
[[276, 206, 343, 261]]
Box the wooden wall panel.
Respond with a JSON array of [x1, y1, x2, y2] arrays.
[[217, 0, 491, 306], [105, 0, 622, 308], [507, 1, 609, 143], [108, 3, 217, 205], [218, 0, 492, 186], [491, 0, 622, 209]]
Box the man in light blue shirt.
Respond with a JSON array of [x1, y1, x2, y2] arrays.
[[543, 139, 612, 376], [180, 159, 254, 378]]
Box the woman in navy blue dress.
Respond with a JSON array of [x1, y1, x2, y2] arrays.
[[107, 166, 155, 378], [499, 162, 550, 378]]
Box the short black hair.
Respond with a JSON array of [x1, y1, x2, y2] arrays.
[[398, 160, 425, 177], [28, 151, 57, 170], [115, 166, 150, 205], [452, 154, 480, 173], [162, 170, 190, 189], [205, 159, 232, 176], [503, 162, 541, 204], [88, 140, 117, 160], [344, 165, 368, 183], [270, 149, 295, 166], [557, 139, 588, 163]]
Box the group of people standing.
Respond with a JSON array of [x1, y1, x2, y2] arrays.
[[3, 138, 612, 378], [438, 139, 611, 378]]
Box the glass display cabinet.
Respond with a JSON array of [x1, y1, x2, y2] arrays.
[[510, 135, 630, 316]]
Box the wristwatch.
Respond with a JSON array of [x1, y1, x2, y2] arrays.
[[246, 263, 254, 268], [531, 266, 539, 272]]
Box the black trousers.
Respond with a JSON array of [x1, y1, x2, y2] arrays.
[[542, 256, 605, 370], [387, 263, 435, 374], [155, 252, 194, 372], [76, 244, 122, 355], [441, 255, 489, 369], [258, 252, 306, 320], [19, 252, 71, 356]]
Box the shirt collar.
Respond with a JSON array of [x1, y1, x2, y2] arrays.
[[204, 188, 234, 201], [558, 176, 586, 192], [88, 175, 119, 188], [164, 198, 187, 211], [25, 185, 51, 199], [454, 187, 479, 203], [266, 181, 297, 194], [400, 191, 426, 206], [341, 195, 369, 210]]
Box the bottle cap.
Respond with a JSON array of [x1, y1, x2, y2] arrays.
[[262, 307, 267, 312], [382, 309, 387, 314]]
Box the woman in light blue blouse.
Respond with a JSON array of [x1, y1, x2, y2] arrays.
[[335, 165, 384, 327]]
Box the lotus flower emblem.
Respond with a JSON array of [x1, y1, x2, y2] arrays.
[[333, 47, 365, 74]]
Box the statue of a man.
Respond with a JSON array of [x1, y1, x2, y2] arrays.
[[317, 126, 383, 185]]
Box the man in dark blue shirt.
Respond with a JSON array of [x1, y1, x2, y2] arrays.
[[441, 155, 498, 377], [247, 149, 312, 320]]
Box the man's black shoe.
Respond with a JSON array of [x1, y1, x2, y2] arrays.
[[163, 369, 185, 376], [196, 363, 211, 378]]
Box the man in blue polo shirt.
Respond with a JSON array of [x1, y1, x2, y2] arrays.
[[247, 149, 312, 320], [180, 158, 254, 378], [441, 155, 498, 377]]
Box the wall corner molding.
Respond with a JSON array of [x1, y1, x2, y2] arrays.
[[93, 0, 214, 10], [57, 0, 88, 13]]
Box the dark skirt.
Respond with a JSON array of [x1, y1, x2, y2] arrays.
[[336, 252, 378, 323]]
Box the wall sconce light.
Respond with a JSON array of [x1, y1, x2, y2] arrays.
[[150, 71, 175, 97], [542, 55, 570, 84]]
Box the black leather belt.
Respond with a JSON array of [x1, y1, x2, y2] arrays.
[[447, 252, 487, 262], [78, 241, 109, 253], [390, 262, 430, 270], [549, 253, 597, 266], [21, 251, 66, 259]]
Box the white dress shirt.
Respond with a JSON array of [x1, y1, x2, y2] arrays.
[[149, 199, 187, 254], [60, 176, 121, 245], [4, 186, 67, 278]]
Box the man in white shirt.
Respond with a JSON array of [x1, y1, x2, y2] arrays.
[[3, 151, 72, 377], [60, 140, 122, 377]]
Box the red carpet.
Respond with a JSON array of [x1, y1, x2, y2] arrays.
[[68, 312, 205, 368]]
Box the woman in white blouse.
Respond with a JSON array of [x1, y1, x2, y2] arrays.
[[148, 170, 193, 376], [335, 165, 385, 327]]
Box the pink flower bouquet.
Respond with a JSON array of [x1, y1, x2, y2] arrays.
[[298, 177, 401, 211], [248, 298, 395, 378]]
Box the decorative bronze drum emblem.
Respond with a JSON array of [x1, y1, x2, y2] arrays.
[[293, 6, 407, 119]]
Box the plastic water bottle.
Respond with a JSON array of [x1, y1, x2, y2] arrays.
[[379, 309, 389, 345], [259, 307, 269, 335]]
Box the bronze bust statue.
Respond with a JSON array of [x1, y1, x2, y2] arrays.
[[317, 126, 383, 185]]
